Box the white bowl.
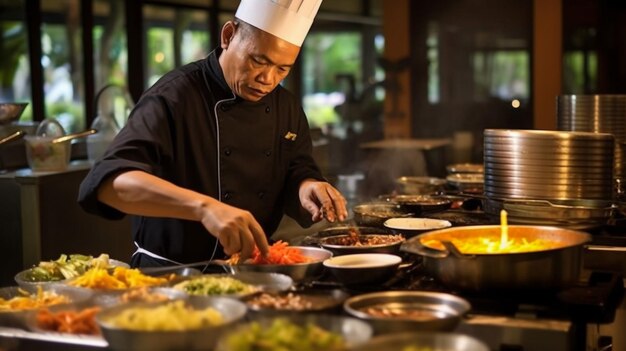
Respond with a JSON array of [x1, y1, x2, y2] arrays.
[[384, 218, 452, 237], [323, 254, 402, 286]]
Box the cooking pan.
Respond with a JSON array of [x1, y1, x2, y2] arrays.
[[401, 225, 591, 291], [352, 202, 413, 228]]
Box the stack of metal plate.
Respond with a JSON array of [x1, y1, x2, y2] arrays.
[[557, 94, 626, 201], [483, 129, 615, 228]]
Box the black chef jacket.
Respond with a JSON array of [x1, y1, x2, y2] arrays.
[[78, 48, 325, 267]]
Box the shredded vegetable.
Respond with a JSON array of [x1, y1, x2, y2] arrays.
[[0, 287, 70, 311], [36, 307, 101, 335], [229, 241, 312, 265], [68, 267, 168, 290], [24, 253, 116, 282]]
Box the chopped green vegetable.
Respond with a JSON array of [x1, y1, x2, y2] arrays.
[[173, 276, 257, 296], [24, 253, 113, 282], [224, 318, 346, 351]]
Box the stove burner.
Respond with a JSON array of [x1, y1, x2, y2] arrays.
[[325, 254, 623, 325]]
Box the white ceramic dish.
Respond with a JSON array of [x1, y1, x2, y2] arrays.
[[384, 218, 452, 237], [323, 254, 402, 286]]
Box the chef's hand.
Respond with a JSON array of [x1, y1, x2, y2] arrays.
[[299, 179, 348, 222], [199, 201, 269, 261]]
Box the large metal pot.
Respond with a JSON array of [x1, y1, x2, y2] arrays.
[[401, 225, 591, 291]]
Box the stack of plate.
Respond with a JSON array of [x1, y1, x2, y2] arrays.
[[483, 129, 615, 228], [557, 95, 626, 139], [557, 94, 626, 200]]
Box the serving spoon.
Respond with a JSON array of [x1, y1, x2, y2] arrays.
[[51, 128, 97, 144], [0, 130, 25, 145]]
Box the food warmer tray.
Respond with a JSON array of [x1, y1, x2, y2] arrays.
[[0, 326, 107, 350]]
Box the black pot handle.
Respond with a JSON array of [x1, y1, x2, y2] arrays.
[[400, 241, 449, 258]]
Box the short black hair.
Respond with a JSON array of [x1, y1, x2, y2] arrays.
[[233, 17, 258, 41]]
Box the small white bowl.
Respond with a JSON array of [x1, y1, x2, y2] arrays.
[[323, 254, 402, 286], [384, 218, 452, 237]]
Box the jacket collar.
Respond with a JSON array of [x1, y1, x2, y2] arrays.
[[206, 48, 235, 101]]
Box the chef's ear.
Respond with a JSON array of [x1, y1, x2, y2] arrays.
[[220, 21, 238, 50]]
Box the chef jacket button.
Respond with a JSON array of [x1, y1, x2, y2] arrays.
[[223, 192, 232, 200], [265, 150, 272, 157], [220, 104, 229, 112], [265, 106, 270, 113], [258, 192, 265, 199], [224, 148, 231, 156]]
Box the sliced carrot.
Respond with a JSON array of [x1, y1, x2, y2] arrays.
[[230, 241, 311, 265]]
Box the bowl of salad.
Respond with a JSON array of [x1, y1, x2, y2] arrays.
[[97, 297, 246, 351], [0, 284, 92, 329], [215, 314, 373, 351], [15, 253, 129, 288], [172, 272, 292, 301]]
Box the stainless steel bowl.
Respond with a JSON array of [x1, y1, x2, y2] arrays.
[[215, 314, 373, 351], [343, 291, 471, 334], [229, 247, 332, 282], [14, 259, 130, 289], [0, 102, 28, 125], [243, 289, 349, 317], [173, 272, 292, 300], [97, 297, 247, 351], [0, 285, 93, 329], [354, 332, 489, 351], [93, 286, 189, 307], [319, 234, 405, 256]]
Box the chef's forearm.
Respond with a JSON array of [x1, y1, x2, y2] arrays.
[[97, 170, 215, 221]]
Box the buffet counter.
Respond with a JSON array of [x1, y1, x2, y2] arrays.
[[0, 161, 132, 286]]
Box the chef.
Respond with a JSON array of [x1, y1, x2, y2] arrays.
[[78, 0, 347, 267]]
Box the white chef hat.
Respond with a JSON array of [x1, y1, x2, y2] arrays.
[[235, 0, 323, 47]]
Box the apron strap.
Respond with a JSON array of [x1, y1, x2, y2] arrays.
[[132, 241, 184, 266]]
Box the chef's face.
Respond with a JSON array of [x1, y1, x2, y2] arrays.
[[219, 20, 300, 102]]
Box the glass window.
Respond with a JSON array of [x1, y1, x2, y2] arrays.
[[563, 51, 598, 94], [0, 0, 32, 122], [93, 0, 128, 90], [302, 32, 362, 129], [143, 5, 210, 88], [41, 0, 85, 133], [472, 50, 529, 102], [427, 21, 440, 104]]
